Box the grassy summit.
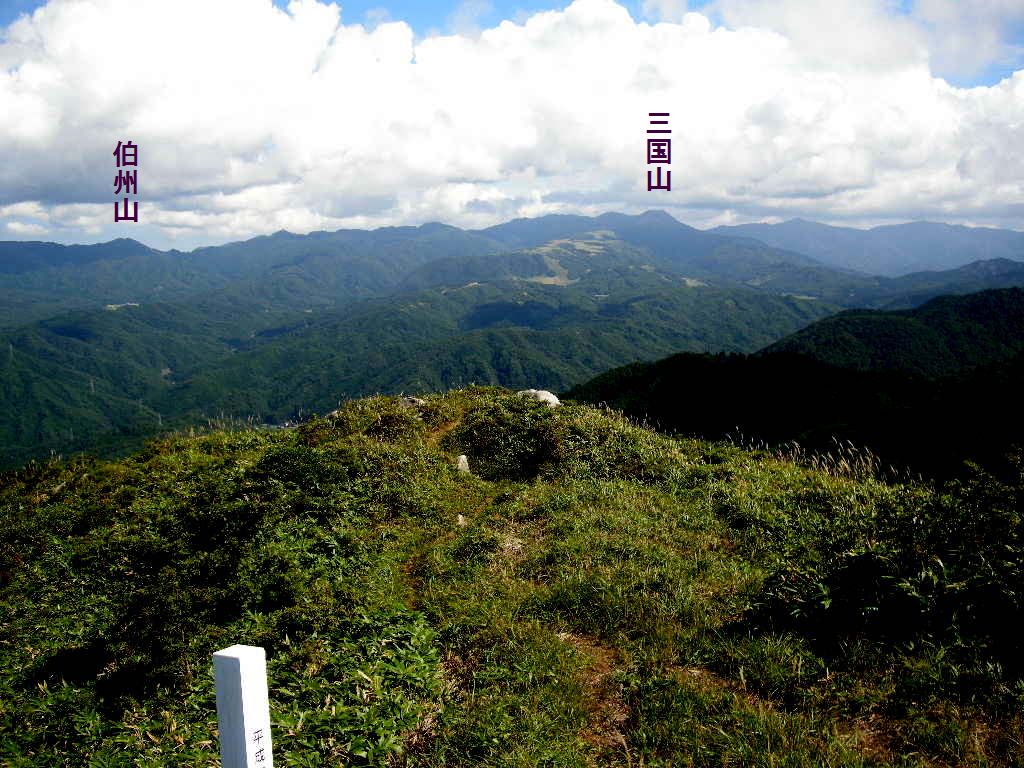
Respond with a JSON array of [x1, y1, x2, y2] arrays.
[[1, 389, 1022, 766]]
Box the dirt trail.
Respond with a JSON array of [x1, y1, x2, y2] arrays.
[[556, 631, 632, 765]]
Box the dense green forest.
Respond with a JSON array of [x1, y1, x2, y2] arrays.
[[3, 390, 1022, 765], [2, 212, 1023, 469], [0, 215, 843, 468], [762, 287, 1024, 377], [0, 271, 835, 469], [567, 288, 1024, 479]]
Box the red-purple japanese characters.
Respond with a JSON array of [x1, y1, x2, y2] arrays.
[[113, 140, 139, 222], [646, 113, 671, 191]]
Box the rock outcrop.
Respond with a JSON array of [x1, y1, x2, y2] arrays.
[[517, 389, 561, 407]]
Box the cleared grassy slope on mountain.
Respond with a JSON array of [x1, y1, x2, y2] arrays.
[[2, 390, 1022, 766]]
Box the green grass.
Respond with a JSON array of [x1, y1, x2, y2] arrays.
[[1, 388, 1022, 766]]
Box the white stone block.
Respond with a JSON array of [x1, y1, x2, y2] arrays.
[[213, 644, 274, 768]]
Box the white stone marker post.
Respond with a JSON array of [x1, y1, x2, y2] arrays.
[[213, 644, 274, 768]]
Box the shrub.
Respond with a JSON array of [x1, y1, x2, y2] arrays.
[[446, 395, 557, 481], [746, 453, 1024, 699]]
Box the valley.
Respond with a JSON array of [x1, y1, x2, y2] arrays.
[[3, 211, 1024, 469]]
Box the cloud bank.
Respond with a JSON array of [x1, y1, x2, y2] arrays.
[[0, 0, 1022, 247]]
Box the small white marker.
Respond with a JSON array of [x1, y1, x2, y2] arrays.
[[213, 644, 274, 768]]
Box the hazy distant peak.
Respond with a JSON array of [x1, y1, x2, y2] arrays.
[[638, 210, 678, 222], [417, 222, 460, 233], [713, 218, 1024, 277]]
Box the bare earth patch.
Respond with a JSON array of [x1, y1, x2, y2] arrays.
[[556, 631, 632, 765]]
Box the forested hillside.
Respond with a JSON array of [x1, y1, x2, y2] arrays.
[[567, 288, 1024, 478], [762, 287, 1024, 377], [3, 213, 1024, 470], [1, 214, 851, 468]]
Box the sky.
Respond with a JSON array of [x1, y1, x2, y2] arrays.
[[0, 0, 1022, 249]]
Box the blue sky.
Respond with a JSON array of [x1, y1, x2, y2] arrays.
[[0, 0, 581, 30], [2, 0, 1021, 86], [0, 0, 570, 32]]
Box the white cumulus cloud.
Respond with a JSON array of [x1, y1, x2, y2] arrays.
[[0, 0, 1021, 247]]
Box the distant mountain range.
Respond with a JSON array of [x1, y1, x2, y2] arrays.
[[6, 212, 1024, 328], [0, 225, 508, 328], [711, 218, 1024, 277], [3, 211, 1024, 469]]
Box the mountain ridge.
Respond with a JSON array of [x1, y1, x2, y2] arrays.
[[711, 218, 1024, 276], [566, 287, 1024, 477], [4, 212, 1024, 469]]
